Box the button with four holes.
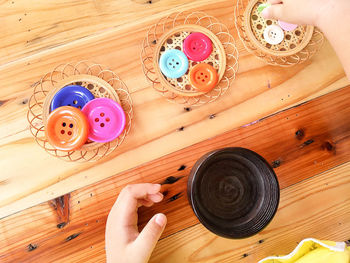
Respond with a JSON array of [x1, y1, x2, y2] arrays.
[[50, 85, 95, 112], [263, 25, 284, 45], [159, 49, 189, 79], [278, 20, 298, 32], [183, 32, 213, 62], [45, 106, 89, 151], [82, 98, 126, 143], [189, 63, 219, 92]]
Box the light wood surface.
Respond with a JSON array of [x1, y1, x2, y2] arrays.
[[0, 0, 196, 65], [1, 87, 350, 262], [1, 1, 350, 262], [0, 0, 348, 219]]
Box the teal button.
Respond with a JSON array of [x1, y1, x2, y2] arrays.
[[159, 49, 189, 79]]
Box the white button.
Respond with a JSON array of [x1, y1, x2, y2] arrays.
[[263, 25, 284, 45]]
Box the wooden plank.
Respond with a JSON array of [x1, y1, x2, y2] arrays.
[[1, 87, 350, 262], [0, 0, 348, 218], [151, 161, 350, 263], [0, 0, 196, 64]]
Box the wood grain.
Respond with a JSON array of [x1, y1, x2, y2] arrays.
[[151, 161, 350, 263], [0, 0, 196, 65], [0, 0, 348, 218], [1, 87, 350, 262]]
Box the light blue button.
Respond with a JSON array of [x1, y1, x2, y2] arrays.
[[159, 49, 189, 79]]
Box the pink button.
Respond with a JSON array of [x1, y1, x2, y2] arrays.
[[81, 98, 126, 143], [183, 32, 213, 62], [278, 20, 298, 31]]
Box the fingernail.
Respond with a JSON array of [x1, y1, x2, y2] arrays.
[[148, 192, 163, 202], [155, 192, 164, 201], [155, 213, 166, 227]]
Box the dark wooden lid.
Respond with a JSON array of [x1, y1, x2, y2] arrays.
[[187, 147, 279, 239]]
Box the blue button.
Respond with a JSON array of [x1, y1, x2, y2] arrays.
[[50, 85, 95, 112], [159, 49, 189, 79]]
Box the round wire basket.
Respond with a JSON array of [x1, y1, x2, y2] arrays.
[[141, 11, 239, 106], [234, 0, 324, 66], [27, 61, 133, 162]]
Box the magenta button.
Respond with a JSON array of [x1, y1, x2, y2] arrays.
[[183, 32, 213, 62], [278, 20, 298, 32], [82, 98, 126, 143]]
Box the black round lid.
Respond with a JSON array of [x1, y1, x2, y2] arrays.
[[187, 147, 280, 239]]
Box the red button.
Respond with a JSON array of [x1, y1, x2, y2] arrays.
[[183, 32, 213, 62], [45, 106, 89, 151], [189, 63, 219, 92]]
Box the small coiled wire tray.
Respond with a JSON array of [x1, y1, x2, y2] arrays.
[[27, 61, 133, 162], [235, 0, 324, 67], [141, 12, 239, 106]]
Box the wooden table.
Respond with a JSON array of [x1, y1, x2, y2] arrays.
[[1, 0, 350, 262]]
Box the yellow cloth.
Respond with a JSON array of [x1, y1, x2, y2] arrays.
[[259, 238, 350, 263]]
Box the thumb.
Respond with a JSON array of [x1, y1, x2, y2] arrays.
[[133, 213, 167, 261], [262, 5, 284, 20]]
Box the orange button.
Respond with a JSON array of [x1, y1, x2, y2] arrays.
[[45, 106, 89, 151], [189, 63, 219, 93]]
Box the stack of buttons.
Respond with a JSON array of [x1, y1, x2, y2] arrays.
[[258, 3, 299, 46], [46, 84, 126, 151], [159, 31, 219, 93]]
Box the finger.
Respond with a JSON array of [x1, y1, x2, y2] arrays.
[[147, 193, 164, 203], [116, 184, 161, 225], [137, 193, 163, 208], [137, 193, 164, 208], [261, 5, 284, 20], [133, 213, 167, 261], [118, 183, 161, 208], [138, 199, 154, 208], [119, 183, 161, 201]]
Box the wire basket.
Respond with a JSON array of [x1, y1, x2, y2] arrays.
[[27, 61, 133, 162], [235, 0, 324, 66], [141, 12, 239, 106]]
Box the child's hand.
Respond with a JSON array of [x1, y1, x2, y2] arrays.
[[262, 0, 350, 79], [261, 0, 319, 26], [261, 0, 349, 30], [105, 184, 167, 263]]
